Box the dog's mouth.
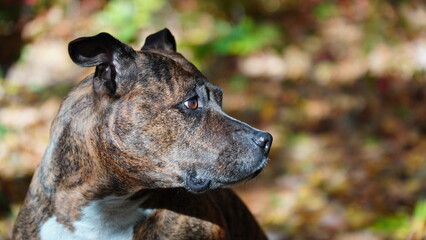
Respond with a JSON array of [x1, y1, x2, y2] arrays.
[[184, 164, 266, 194], [185, 175, 212, 193]]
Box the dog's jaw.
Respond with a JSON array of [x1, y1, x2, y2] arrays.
[[183, 157, 269, 193]]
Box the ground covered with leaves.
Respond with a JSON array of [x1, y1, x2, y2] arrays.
[[1, 0, 426, 239]]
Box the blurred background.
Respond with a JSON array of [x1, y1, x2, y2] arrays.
[[1, 0, 426, 239]]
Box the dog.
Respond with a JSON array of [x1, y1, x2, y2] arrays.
[[12, 28, 272, 240]]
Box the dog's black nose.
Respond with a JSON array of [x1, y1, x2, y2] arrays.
[[252, 131, 273, 155]]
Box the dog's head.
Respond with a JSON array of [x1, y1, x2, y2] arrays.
[[67, 29, 272, 194]]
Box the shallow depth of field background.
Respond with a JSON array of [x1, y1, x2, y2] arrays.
[[1, 0, 426, 239]]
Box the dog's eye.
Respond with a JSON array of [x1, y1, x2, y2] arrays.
[[184, 97, 199, 110]]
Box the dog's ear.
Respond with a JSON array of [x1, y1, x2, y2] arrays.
[[141, 28, 176, 52], [68, 32, 137, 97]]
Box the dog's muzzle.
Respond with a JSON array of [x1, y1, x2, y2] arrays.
[[184, 130, 273, 194]]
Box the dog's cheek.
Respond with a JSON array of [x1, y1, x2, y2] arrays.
[[155, 134, 216, 182], [111, 98, 179, 154], [145, 109, 191, 150]]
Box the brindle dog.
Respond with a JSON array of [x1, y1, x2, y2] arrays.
[[12, 29, 272, 240]]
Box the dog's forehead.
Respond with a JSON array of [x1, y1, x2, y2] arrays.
[[138, 50, 200, 75], [136, 50, 215, 92]]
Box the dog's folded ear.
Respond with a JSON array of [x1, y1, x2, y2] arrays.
[[141, 28, 176, 52], [68, 33, 137, 97]]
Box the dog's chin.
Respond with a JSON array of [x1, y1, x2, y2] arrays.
[[215, 168, 263, 187], [184, 166, 265, 194]]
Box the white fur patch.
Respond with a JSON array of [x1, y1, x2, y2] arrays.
[[40, 194, 152, 240]]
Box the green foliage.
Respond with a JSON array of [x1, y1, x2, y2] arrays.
[[364, 136, 379, 147], [371, 200, 426, 239], [198, 18, 280, 57], [0, 124, 7, 140], [413, 201, 426, 221], [411, 200, 426, 239], [362, 13, 388, 53], [371, 213, 410, 238], [313, 1, 339, 20], [96, 0, 165, 42]]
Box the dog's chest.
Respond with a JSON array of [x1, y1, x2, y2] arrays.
[[40, 195, 152, 240]]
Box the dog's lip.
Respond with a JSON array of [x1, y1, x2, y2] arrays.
[[185, 157, 269, 192], [185, 175, 212, 193]]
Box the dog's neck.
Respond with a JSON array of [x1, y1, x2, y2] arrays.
[[29, 78, 150, 235], [33, 131, 152, 239]]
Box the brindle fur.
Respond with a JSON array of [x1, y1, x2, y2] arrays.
[[13, 29, 271, 240]]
